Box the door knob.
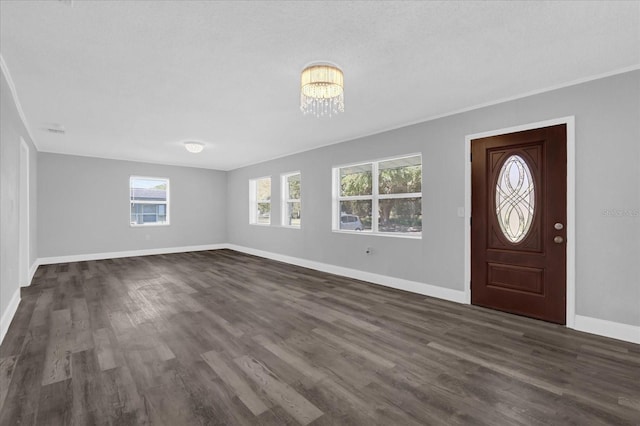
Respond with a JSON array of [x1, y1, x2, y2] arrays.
[[554, 222, 564, 230], [554, 236, 564, 244]]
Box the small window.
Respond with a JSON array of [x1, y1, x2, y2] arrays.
[[130, 176, 169, 226], [333, 154, 422, 236], [249, 177, 271, 225], [282, 172, 301, 227]]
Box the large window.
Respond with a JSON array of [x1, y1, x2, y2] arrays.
[[249, 177, 271, 225], [281, 172, 301, 227], [333, 154, 422, 236], [130, 176, 169, 226]]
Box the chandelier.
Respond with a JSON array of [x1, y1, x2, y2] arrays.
[[300, 63, 344, 117]]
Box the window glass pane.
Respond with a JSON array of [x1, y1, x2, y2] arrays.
[[142, 214, 157, 223], [250, 177, 272, 225], [130, 177, 169, 225], [339, 200, 372, 231], [130, 178, 167, 201], [131, 203, 168, 225], [257, 178, 271, 202], [378, 198, 422, 233], [287, 174, 301, 200], [286, 201, 301, 226], [142, 204, 157, 214], [379, 155, 422, 195], [257, 202, 271, 224], [340, 164, 372, 197]]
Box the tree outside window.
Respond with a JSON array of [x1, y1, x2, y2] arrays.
[[335, 154, 422, 236], [250, 177, 271, 225], [282, 172, 301, 227]]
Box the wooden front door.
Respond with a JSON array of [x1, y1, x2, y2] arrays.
[[471, 124, 567, 324]]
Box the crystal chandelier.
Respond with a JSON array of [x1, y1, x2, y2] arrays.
[[300, 63, 344, 117]]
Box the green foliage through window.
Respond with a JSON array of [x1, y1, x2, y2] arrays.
[[336, 155, 422, 235], [283, 173, 302, 227], [250, 177, 271, 225]]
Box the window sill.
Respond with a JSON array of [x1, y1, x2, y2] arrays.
[[250, 223, 271, 227], [280, 225, 301, 230], [130, 223, 170, 228], [332, 230, 421, 239]]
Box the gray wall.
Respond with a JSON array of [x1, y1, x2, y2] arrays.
[[1, 68, 38, 318], [38, 154, 227, 258], [227, 70, 640, 327]]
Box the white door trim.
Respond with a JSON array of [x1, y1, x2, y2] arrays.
[[464, 116, 576, 328], [19, 137, 30, 287]]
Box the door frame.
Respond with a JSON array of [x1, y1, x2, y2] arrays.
[[19, 136, 30, 287], [464, 116, 575, 327]]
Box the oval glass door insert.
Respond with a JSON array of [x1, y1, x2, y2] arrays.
[[495, 154, 535, 243]]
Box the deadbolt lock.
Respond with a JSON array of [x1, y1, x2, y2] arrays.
[[554, 222, 564, 230]]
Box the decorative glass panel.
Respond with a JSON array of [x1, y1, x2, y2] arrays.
[[495, 155, 535, 243]]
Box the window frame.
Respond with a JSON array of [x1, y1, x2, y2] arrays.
[[281, 171, 302, 228], [332, 153, 422, 238], [129, 175, 170, 227], [249, 176, 272, 226]]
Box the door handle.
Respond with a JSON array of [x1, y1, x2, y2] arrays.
[[554, 236, 564, 244], [554, 222, 564, 230]]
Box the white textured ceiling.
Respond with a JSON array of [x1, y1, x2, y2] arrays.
[[1, 1, 639, 170]]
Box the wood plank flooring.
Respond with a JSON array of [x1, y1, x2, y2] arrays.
[[1, 249, 639, 425]]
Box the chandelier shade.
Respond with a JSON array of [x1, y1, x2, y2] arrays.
[[300, 63, 344, 117]]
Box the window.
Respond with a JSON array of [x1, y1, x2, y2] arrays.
[[130, 176, 169, 226], [282, 172, 301, 227], [249, 177, 271, 225], [333, 154, 422, 236]]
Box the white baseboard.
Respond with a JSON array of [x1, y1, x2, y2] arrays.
[[36, 244, 227, 266], [573, 315, 640, 344], [0, 288, 21, 345], [226, 245, 639, 344], [22, 260, 39, 288], [226, 244, 467, 304], [21, 243, 640, 345]]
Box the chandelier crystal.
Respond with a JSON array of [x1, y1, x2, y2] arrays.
[[300, 63, 344, 117]]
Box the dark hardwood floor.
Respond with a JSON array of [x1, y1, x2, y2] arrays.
[[0, 249, 638, 425]]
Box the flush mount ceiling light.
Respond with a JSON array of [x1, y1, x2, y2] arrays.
[[184, 141, 204, 153], [300, 63, 344, 117]]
